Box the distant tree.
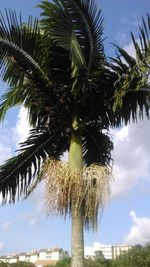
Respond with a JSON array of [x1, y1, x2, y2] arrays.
[[49, 257, 112, 267], [84, 257, 112, 267], [0, 263, 10, 267], [95, 250, 105, 261], [111, 244, 150, 267], [11, 262, 35, 267], [47, 257, 71, 267]]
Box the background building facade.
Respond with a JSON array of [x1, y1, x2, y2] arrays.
[[84, 242, 132, 260], [0, 248, 69, 267]]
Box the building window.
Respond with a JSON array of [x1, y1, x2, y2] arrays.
[[46, 255, 52, 259]]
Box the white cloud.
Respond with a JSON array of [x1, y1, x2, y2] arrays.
[[111, 117, 150, 198], [0, 107, 30, 165], [124, 211, 150, 245], [0, 123, 14, 163], [123, 41, 137, 58], [0, 107, 31, 204], [13, 107, 30, 145]]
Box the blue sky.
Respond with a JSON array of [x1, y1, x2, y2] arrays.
[[0, 0, 150, 256]]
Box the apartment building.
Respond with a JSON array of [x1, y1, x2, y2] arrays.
[[7, 255, 18, 264], [18, 252, 27, 262], [112, 244, 132, 259], [0, 248, 69, 267], [94, 243, 113, 260], [85, 242, 132, 260], [0, 255, 18, 264], [85, 243, 113, 260], [28, 252, 39, 263], [35, 248, 69, 267]]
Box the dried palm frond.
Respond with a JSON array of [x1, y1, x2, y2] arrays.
[[42, 158, 111, 230]]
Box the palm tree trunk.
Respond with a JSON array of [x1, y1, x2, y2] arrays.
[[69, 128, 84, 267]]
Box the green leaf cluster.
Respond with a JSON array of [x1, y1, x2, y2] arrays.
[[47, 257, 71, 267], [111, 244, 150, 267], [0, 262, 35, 267]]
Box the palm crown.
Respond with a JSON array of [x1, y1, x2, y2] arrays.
[[0, 0, 149, 208]]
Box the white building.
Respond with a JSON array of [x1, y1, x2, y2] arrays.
[[0, 247, 69, 267], [85, 243, 112, 260], [18, 252, 26, 262], [35, 248, 69, 267], [0, 256, 7, 263], [7, 255, 18, 264], [84, 246, 95, 259], [85, 242, 132, 260], [94, 243, 112, 260], [38, 248, 68, 261], [0, 255, 18, 264], [38, 248, 61, 260], [112, 244, 132, 259], [29, 252, 39, 263]]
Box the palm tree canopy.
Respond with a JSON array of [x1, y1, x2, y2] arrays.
[[0, 0, 149, 203]]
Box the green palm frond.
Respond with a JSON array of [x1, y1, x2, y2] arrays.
[[0, 10, 57, 122], [0, 9, 41, 62], [132, 14, 150, 61], [82, 123, 113, 166], [0, 84, 25, 120], [117, 90, 150, 123], [39, 1, 86, 72], [112, 15, 150, 67], [110, 15, 150, 115], [113, 47, 136, 68], [60, 0, 104, 69], [0, 126, 68, 203], [0, 79, 57, 127], [75, 66, 117, 127], [39, 0, 104, 77], [0, 38, 52, 90], [0, 81, 51, 123]]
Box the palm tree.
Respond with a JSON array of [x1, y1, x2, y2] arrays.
[[0, 1, 149, 267]]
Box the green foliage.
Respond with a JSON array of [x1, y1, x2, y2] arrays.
[[11, 262, 35, 267], [111, 244, 150, 267], [47, 257, 112, 267], [47, 257, 71, 267], [0, 262, 35, 267], [84, 258, 111, 267], [0, 263, 10, 267], [48, 244, 150, 267]]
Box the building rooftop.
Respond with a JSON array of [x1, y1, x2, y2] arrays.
[[39, 248, 61, 253], [0, 247, 67, 260], [19, 253, 26, 256], [30, 252, 38, 256], [10, 256, 18, 259]]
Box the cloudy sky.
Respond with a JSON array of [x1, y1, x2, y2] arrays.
[[0, 0, 150, 256]]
